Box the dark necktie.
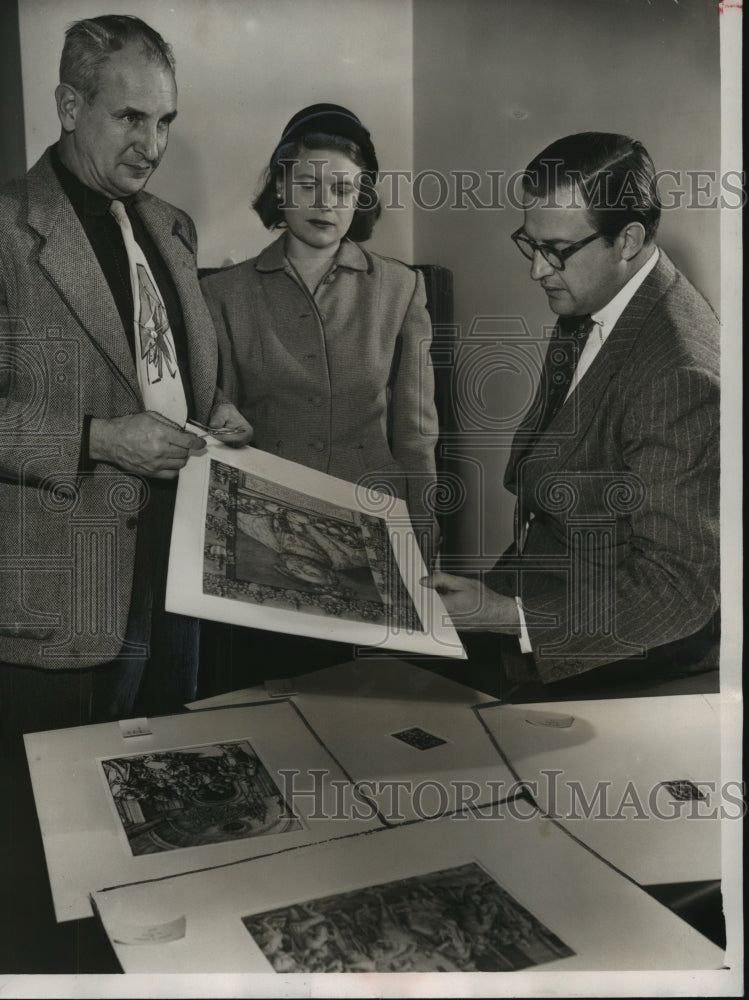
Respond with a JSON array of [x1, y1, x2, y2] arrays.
[[537, 314, 595, 433]]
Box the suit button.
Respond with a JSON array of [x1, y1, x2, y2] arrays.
[[309, 395, 323, 406], [318, 312, 326, 321], [126, 516, 137, 529], [310, 440, 326, 452], [304, 353, 316, 361]]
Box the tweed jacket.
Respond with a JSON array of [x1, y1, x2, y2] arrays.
[[0, 148, 218, 669], [485, 251, 720, 682], [200, 235, 439, 534]]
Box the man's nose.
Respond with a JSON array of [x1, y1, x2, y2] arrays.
[[530, 249, 555, 281], [135, 123, 160, 162]]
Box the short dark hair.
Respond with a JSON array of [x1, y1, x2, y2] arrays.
[[60, 15, 175, 103], [522, 132, 661, 243], [253, 132, 381, 242]]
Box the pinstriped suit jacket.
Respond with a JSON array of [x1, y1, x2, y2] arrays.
[[485, 251, 720, 683], [0, 149, 218, 669]]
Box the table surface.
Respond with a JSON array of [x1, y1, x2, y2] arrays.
[[0, 664, 725, 975]]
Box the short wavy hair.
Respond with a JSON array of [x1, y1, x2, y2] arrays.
[[522, 132, 661, 244], [60, 14, 175, 103], [253, 132, 381, 242]]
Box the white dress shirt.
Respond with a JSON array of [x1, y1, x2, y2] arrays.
[[516, 247, 660, 654], [565, 248, 660, 400]]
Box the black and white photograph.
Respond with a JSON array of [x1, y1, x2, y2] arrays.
[[203, 459, 420, 631], [23, 698, 384, 924], [242, 861, 575, 973], [661, 779, 709, 803], [101, 739, 301, 856], [0, 0, 741, 996], [390, 726, 449, 751]]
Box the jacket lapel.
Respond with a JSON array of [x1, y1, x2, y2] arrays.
[[28, 151, 141, 402], [506, 252, 677, 482], [503, 357, 548, 489]]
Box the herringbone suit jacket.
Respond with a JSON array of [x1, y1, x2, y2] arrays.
[[0, 149, 218, 669], [485, 251, 720, 682]]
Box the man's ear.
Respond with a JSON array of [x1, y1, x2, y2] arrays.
[[55, 83, 82, 133], [619, 221, 647, 261]]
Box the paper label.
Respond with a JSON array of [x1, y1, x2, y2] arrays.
[[111, 914, 186, 945], [264, 678, 298, 698], [119, 718, 153, 738], [524, 709, 574, 729]]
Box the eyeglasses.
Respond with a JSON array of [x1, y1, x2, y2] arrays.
[[511, 226, 605, 271]]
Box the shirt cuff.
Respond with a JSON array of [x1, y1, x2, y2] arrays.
[[515, 596, 533, 654]]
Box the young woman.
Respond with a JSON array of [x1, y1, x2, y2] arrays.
[[200, 103, 439, 558]]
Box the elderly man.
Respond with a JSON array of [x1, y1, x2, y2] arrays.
[[0, 15, 250, 747], [426, 132, 719, 690]]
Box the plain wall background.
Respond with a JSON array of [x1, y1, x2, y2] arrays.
[[16, 0, 721, 562], [412, 0, 721, 561], [18, 0, 415, 265]]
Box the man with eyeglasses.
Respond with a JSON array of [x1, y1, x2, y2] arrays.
[[425, 132, 719, 692]]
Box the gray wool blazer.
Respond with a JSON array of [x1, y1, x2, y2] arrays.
[[200, 235, 439, 538], [485, 251, 720, 682], [0, 148, 218, 669]]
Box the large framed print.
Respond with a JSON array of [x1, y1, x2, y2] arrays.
[[24, 700, 384, 922], [90, 807, 724, 975], [166, 441, 465, 659]]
